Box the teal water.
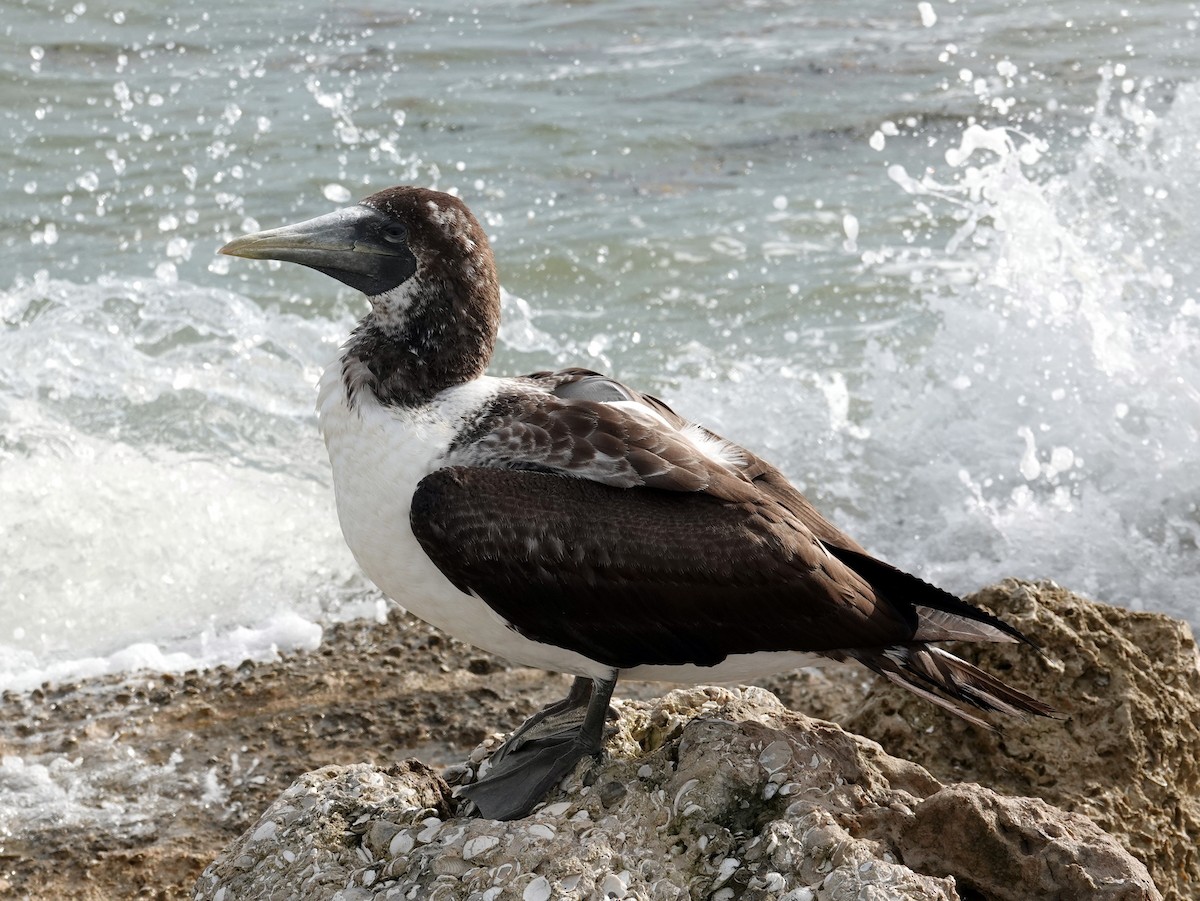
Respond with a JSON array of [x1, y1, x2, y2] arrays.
[[3, 0, 1200, 688]]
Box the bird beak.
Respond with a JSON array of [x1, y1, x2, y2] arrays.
[[220, 206, 383, 267], [219, 205, 417, 295]]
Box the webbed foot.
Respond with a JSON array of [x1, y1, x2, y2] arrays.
[[460, 674, 617, 820]]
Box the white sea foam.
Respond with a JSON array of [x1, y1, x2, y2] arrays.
[[0, 611, 324, 694], [0, 275, 367, 691], [0, 738, 274, 842], [672, 71, 1200, 624]]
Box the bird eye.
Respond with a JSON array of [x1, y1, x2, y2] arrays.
[[382, 222, 408, 244]]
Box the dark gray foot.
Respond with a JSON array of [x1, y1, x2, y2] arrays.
[[489, 675, 593, 768], [462, 675, 617, 821]]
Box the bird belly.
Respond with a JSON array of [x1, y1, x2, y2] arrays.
[[622, 651, 829, 684]]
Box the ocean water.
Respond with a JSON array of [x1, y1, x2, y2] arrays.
[[2, 0, 1200, 692]]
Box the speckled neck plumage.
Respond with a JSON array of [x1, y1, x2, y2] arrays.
[[341, 187, 501, 409], [341, 297, 496, 408]]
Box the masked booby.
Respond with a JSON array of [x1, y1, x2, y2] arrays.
[[219, 186, 1055, 821]]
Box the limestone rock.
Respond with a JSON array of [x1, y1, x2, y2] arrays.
[[766, 579, 1200, 901], [193, 687, 1158, 901]]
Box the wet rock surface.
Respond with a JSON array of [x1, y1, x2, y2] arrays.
[[194, 687, 1158, 901], [1, 580, 1195, 900], [763, 579, 1200, 901]]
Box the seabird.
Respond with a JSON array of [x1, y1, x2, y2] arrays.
[[220, 186, 1054, 820]]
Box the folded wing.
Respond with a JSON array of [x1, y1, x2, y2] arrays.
[[410, 465, 915, 669], [415, 369, 1054, 724]]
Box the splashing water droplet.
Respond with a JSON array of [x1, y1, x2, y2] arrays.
[[842, 213, 860, 253]]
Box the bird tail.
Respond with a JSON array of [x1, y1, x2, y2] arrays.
[[845, 645, 1057, 729]]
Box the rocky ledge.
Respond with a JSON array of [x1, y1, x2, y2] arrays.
[[191, 580, 1199, 901], [193, 686, 1159, 901]]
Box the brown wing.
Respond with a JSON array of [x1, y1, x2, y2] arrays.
[[409, 466, 917, 670], [442, 370, 1028, 651]]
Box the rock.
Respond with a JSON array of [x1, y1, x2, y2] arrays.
[[900, 785, 1160, 901], [767, 579, 1200, 901], [193, 686, 1159, 901]]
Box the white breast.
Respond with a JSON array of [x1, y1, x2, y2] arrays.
[[315, 362, 614, 678]]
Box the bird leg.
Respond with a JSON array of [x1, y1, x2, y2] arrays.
[[461, 674, 618, 821], [487, 675, 593, 767]]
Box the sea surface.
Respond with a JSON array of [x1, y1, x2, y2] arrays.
[[2, 0, 1200, 692]]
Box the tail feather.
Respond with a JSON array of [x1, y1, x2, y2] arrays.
[[911, 605, 1020, 645], [820, 542, 1038, 648], [848, 645, 1057, 729]]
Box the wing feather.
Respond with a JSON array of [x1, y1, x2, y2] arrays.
[[410, 466, 914, 670], [446, 374, 757, 501]]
